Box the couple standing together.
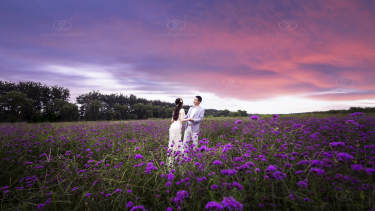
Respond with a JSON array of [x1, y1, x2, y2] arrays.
[[167, 96, 205, 167]]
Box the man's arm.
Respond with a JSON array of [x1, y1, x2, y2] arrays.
[[184, 107, 192, 119], [191, 108, 205, 123]]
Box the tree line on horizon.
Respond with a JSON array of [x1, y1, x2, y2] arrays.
[[0, 80, 249, 122]]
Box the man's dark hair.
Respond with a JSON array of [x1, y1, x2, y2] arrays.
[[195, 95, 202, 103]]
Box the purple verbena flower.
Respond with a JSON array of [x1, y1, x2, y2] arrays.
[[297, 180, 308, 189], [134, 154, 143, 159], [310, 167, 325, 175], [205, 201, 224, 210], [173, 190, 189, 206], [221, 196, 243, 211]]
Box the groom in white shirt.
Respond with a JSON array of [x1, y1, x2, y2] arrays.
[[183, 96, 205, 152]]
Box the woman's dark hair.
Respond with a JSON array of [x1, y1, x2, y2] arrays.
[[195, 95, 202, 102], [172, 98, 183, 121]]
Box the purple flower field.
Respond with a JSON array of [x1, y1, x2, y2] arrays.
[[0, 113, 374, 210]]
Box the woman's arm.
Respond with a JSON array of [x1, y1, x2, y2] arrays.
[[180, 109, 188, 122], [184, 107, 191, 120]]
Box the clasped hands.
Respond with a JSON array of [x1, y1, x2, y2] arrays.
[[171, 118, 194, 123], [185, 118, 194, 122]]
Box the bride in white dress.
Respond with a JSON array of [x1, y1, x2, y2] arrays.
[[167, 98, 189, 168]]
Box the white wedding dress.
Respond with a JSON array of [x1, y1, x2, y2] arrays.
[[167, 108, 185, 167]]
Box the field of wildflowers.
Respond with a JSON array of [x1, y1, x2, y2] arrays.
[[0, 112, 374, 210]]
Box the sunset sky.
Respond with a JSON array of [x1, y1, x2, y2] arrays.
[[1, 0, 375, 114]]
